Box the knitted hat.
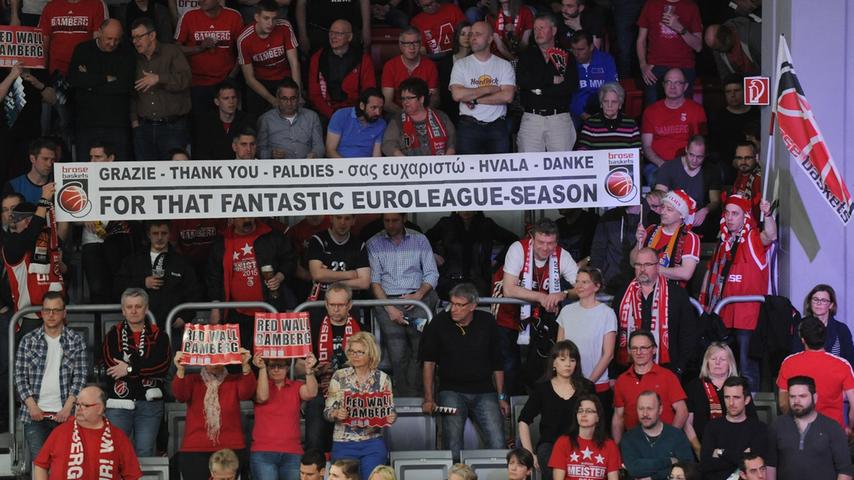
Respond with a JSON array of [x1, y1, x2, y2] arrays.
[[724, 193, 752, 217], [663, 189, 697, 225]]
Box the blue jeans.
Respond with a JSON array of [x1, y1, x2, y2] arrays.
[[304, 394, 333, 453], [24, 419, 60, 461], [437, 390, 506, 461], [251, 451, 301, 480], [612, 0, 646, 77], [133, 118, 190, 161], [735, 329, 760, 392], [105, 400, 164, 457], [643, 66, 696, 106], [331, 437, 388, 480], [497, 327, 522, 396], [456, 116, 510, 154]]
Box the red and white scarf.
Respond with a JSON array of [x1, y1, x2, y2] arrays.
[[703, 379, 723, 419], [29, 208, 64, 292], [66, 418, 115, 479], [618, 274, 671, 365], [401, 109, 448, 154], [317, 315, 358, 362], [518, 237, 561, 320], [700, 215, 753, 312]]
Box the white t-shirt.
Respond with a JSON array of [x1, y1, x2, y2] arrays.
[[37, 334, 63, 412], [556, 302, 617, 385], [503, 240, 578, 289], [449, 53, 516, 122]]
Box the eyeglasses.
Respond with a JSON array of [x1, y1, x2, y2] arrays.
[[733, 156, 755, 161], [811, 298, 832, 305], [326, 302, 350, 310], [42, 308, 65, 315], [75, 402, 99, 409], [577, 408, 598, 415], [450, 301, 471, 309], [131, 30, 153, 41], [399, 40, 420, 47], [348, 350, 367, 356], [630, 345, 654, 352], [400, 95, 419, 102]]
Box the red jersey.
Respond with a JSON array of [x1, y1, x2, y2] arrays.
[[38, 0, 107, 76], [175, 7, 244, 86], [641, 99, 707, 161], [717, 228, 768, 330], [34, 421, 142, 480], [644, 225, 700, 264], [170, 218, 225, 267], [227, 229, 265, 310], [548, 435, 621, 480], [307, 50, 376, 119], [490, 6, 534, 45], [3, 249, 63, 313], [637, 0, 702, 68], [237, 20, 299, 81], [411, 3, 466, 56], [777, 350, 854, 428], [381, 55, 439, 105], [614, 363, 687, 429]]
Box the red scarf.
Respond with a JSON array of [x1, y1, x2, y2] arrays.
[[29, 208, 64, 291], [518, 236, 561, 320], [700, 215, 753, 312], [317, 315, 359, 362], [496, 8, 523, 39], [618, 275, 671, 365], [401, 108, 449, 154], [703, 379, 723, 419], [222, 222, 272, 306], [66, 418, 115, 480]]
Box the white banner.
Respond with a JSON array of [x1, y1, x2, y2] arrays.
[[54, 150, 640, 221]]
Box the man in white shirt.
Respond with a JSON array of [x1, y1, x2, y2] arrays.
[[449, 20, 516, 154]]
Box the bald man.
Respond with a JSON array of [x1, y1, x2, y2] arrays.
[[68, 18, 137, 161]]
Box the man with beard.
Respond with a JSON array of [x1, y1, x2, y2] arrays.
[[326, 88, 387, 158], [620, 391, 693, 478], [729, 141, 762, 219], [556, 0, 606, 50], [766, 376, 854, 480]]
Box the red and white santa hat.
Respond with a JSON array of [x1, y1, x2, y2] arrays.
[[663, 189, 697, 225], [724, 193, 753, 217]]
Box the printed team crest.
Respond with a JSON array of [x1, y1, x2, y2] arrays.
[[114, 379, 129, 398]]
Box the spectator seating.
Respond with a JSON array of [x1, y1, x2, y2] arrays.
[[384, 397, 437, 451], [390, 450, 453, 480], [370, 26, 403, 77], [511, 395, 539, 448], [165, 401, 255, 458], [461, 449, 511, 480], [138, 456, 170, 480], [752, 391, 779, 426]]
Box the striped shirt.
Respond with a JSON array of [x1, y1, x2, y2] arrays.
[[14, 327, 88, 424], [576, 113, 642, 151], [367, 228, 439, 295]]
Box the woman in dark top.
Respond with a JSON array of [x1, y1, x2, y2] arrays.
[[683, 342, 756, 458], [518, 340, 593, 475], [792, 284, 854, 365]]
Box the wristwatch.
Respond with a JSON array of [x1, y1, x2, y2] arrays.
[[498, 393, 508, 401], [127, 365, 134, 374]]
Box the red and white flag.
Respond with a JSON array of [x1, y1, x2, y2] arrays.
[[774, 35, 853, 224]]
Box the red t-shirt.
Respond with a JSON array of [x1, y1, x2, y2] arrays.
[[172, 372, 256, 451], [637, 0, 702, 68], [614, 363, 687, 429], [170, 218, 226, 266], [252, 378, 305, 453], [489, 7, 534, 45], [38, 0, 107, 76], [641, 99, 707, 161], [34, 421, 142, 480], [175, 7, 244, 86], [381, 55, 440, 103], [228, 229, 266, 307], [307, 50, 376, 119], [717, 228, 768, 330], [411, 3, 466, 56], [777, 351, 854, 428], [548, 435, 621, 480], [237, 20, 299, 81], [644, 226, 700, 264]]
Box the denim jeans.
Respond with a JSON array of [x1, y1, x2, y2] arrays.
[[251, 451, 301, 480], [23, 419, 60, 461], [612, 0, 646, 77], [437, 390, 506, 460], [133, 118, 190, 161], [105, 400, 164, 457], [303, 394, 334, 453], [735, 329, 760, 392], [456, 116, 510, 154], [331, 437, 388, 480], [643, 66, 696, 106], [496, 326, 522, 396]]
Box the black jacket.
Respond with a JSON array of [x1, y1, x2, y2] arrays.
[[102, 321, 171, 401], [67, 40, 136, 128], [192, 109, 256, 160], [516, 42, 578, 111], [115, 246, 203, 329]]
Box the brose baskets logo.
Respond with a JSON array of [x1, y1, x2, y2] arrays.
[[57, 165, 92, 217], [604, 151, 638, 202]]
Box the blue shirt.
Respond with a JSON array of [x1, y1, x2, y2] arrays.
[[571, 49, 619, 118], [328, 107, 387, 158], [367, 228, 439, 295], [4, 174, 49, 204]]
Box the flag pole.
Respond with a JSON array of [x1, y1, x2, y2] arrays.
[[761, 34, 786, 221]]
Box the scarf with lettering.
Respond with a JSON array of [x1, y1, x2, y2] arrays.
[[644, 224, 688, 268], [401, 108, 448, 155], [66, 418, 114, 480], [519, 236, 561, 320], [618, 274, 671, 365], [318, 315, 359, 363], [700, 206, 752, 312], [703, 378, 724, 419], [200, 367, 227, 444], [29, 208, 64, 291], [318, 45, 362, 103]]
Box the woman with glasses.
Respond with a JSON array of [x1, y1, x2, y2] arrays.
[[172, 348, 255, 480], [682, 342, 755, 457], [793, 284, 854, 365], [548, 394, 620, 480], [250, 352, 319, 480], [557, 267, 617, 421], [518, 340, 594, 475], [325, 332, 396, 480]]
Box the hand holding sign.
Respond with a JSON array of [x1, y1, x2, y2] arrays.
[[343, 391, 395, 428], [254, 312, 312, 359], [180, 324, 243, 366]]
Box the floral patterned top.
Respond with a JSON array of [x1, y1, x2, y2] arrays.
[[324, 367, 396, 442]]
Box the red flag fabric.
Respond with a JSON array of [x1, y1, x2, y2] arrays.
[[774, 36, 853, 224]]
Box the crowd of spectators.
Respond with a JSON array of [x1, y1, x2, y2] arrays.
[[1, 0, 846, 479]]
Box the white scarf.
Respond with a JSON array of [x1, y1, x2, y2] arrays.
[[66, 418, 115, 479], [200, 368, 227, 444], [519, 237, 561, 320]]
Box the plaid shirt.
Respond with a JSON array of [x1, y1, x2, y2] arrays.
[[367, 229, 439, 295], [14, 327, 88, 424]]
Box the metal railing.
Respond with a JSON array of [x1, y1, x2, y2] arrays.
[[712, 295, 766, 316], [164, 301, 278, 341], [690, 297, 704, 316], [294, 299, 435, 321], [7, 304, 156, 472]]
